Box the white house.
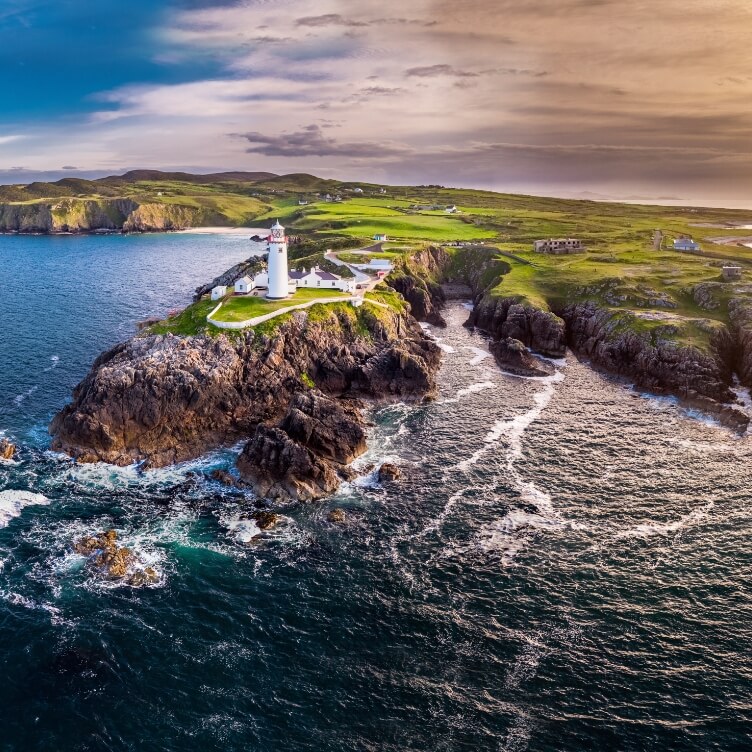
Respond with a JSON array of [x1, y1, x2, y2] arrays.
[[235, 276, 254, 294], [211, 285, 227, 301], [252, 272, 269, 289], [289, 266, 356, 293], [674, 237, 701, 252], [373, 233, 388, 241], [445, 205, 459, 213], [353, 187, 364, 194]]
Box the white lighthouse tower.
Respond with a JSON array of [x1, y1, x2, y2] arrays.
[[266, 220, 289, 299]]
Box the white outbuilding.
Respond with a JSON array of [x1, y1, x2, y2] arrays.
[[211, 285, 227, 301], [234, 276, 254, 294]]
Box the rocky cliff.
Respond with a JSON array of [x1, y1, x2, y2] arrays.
[[729, 297, 752, 387], [237, 391, 367, 501], [387, 246, 450, 326], [0, 198, 218, 233], [50, 302, 440, 492], [393, 245, 749, 428]]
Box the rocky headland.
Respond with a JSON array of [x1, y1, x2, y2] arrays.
[[50, 299, 440, 500]]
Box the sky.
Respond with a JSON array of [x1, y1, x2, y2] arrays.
[[1, 0, 751, 201]]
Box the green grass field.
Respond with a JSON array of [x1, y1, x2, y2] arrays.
[[210, 288, 350, 323], [9, 168, 752, 354]]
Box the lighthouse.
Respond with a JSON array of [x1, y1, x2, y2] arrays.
[[266, 220, 289, 299]]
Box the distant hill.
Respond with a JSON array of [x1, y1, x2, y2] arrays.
[[253, 173, 343, 193], [100, 170, 279, 186]]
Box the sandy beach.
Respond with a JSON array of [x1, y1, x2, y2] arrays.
[[177, 227, 268, 236]]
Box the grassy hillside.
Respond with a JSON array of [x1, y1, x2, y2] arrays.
[[7, 168, 752, 355]]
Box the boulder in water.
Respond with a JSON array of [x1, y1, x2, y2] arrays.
[[378, 463, 401, 482], [73, 530, 158, 586], [489, 337, 554, 378], [0, 439, 16, 460], [251, 510, 280, 530], [327, 508, 347, 523]]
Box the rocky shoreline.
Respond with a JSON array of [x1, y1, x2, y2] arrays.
[[50, 298, 440, 500], [50, 242, 752, 505], [394, 245, 752, 432]]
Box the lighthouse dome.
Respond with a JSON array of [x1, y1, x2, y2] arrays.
[[271, 220, 284, 230]]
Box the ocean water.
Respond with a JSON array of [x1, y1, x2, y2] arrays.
[[1, 234, 751, 751]]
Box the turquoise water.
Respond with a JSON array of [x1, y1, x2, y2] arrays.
[[1, 234, 751, 751]]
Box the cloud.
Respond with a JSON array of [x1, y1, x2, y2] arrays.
[[405, 64, 478, 78], [5, 0, 752, 200], [61, 165, 79, 170], [236, 124, 410, 159], [296, 14, 367, 28]]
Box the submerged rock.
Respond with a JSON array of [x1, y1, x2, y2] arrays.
[[73, 530, 158, 586], [0, 439, 16, 460], [378, 463, 402, 482], [327, 508, 347, 523], [489, 337, 554, 378]]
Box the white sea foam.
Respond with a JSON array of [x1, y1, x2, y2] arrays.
[[465, 346, 491, 366], [0, 490, 50, 528], [454, 371, 572, 564], [43, 355, 60, 372], [13, 385, 38, 405], [435, 340, 456, 354], [442, 380, 496, 404], [615, 502, 715, 540]]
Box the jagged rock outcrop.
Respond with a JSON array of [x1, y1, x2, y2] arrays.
[[377, 463, 401, 482], [238, 392, 366, 501], [0, 439, 15, 460], [489, 337, 555, 377], [73, 530, 158, 586], [466, 297, 567, 358], [562, 302, 739, 408], [50, 304, 440, 469], [387, 246, 450, 326], [729, 297, 752, 386], [281, 391, 366, 464]]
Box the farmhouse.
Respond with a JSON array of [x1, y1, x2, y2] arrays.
[[534, 238, 585, 254], [674, 237, 701, 252]]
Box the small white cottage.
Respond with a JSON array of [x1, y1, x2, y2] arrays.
[[234, 276, 253, 294], [373, 233, 388, 242], [211, 285, 227, 301]]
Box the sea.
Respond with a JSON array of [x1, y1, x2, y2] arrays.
[[0, 232, 750, 752]]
